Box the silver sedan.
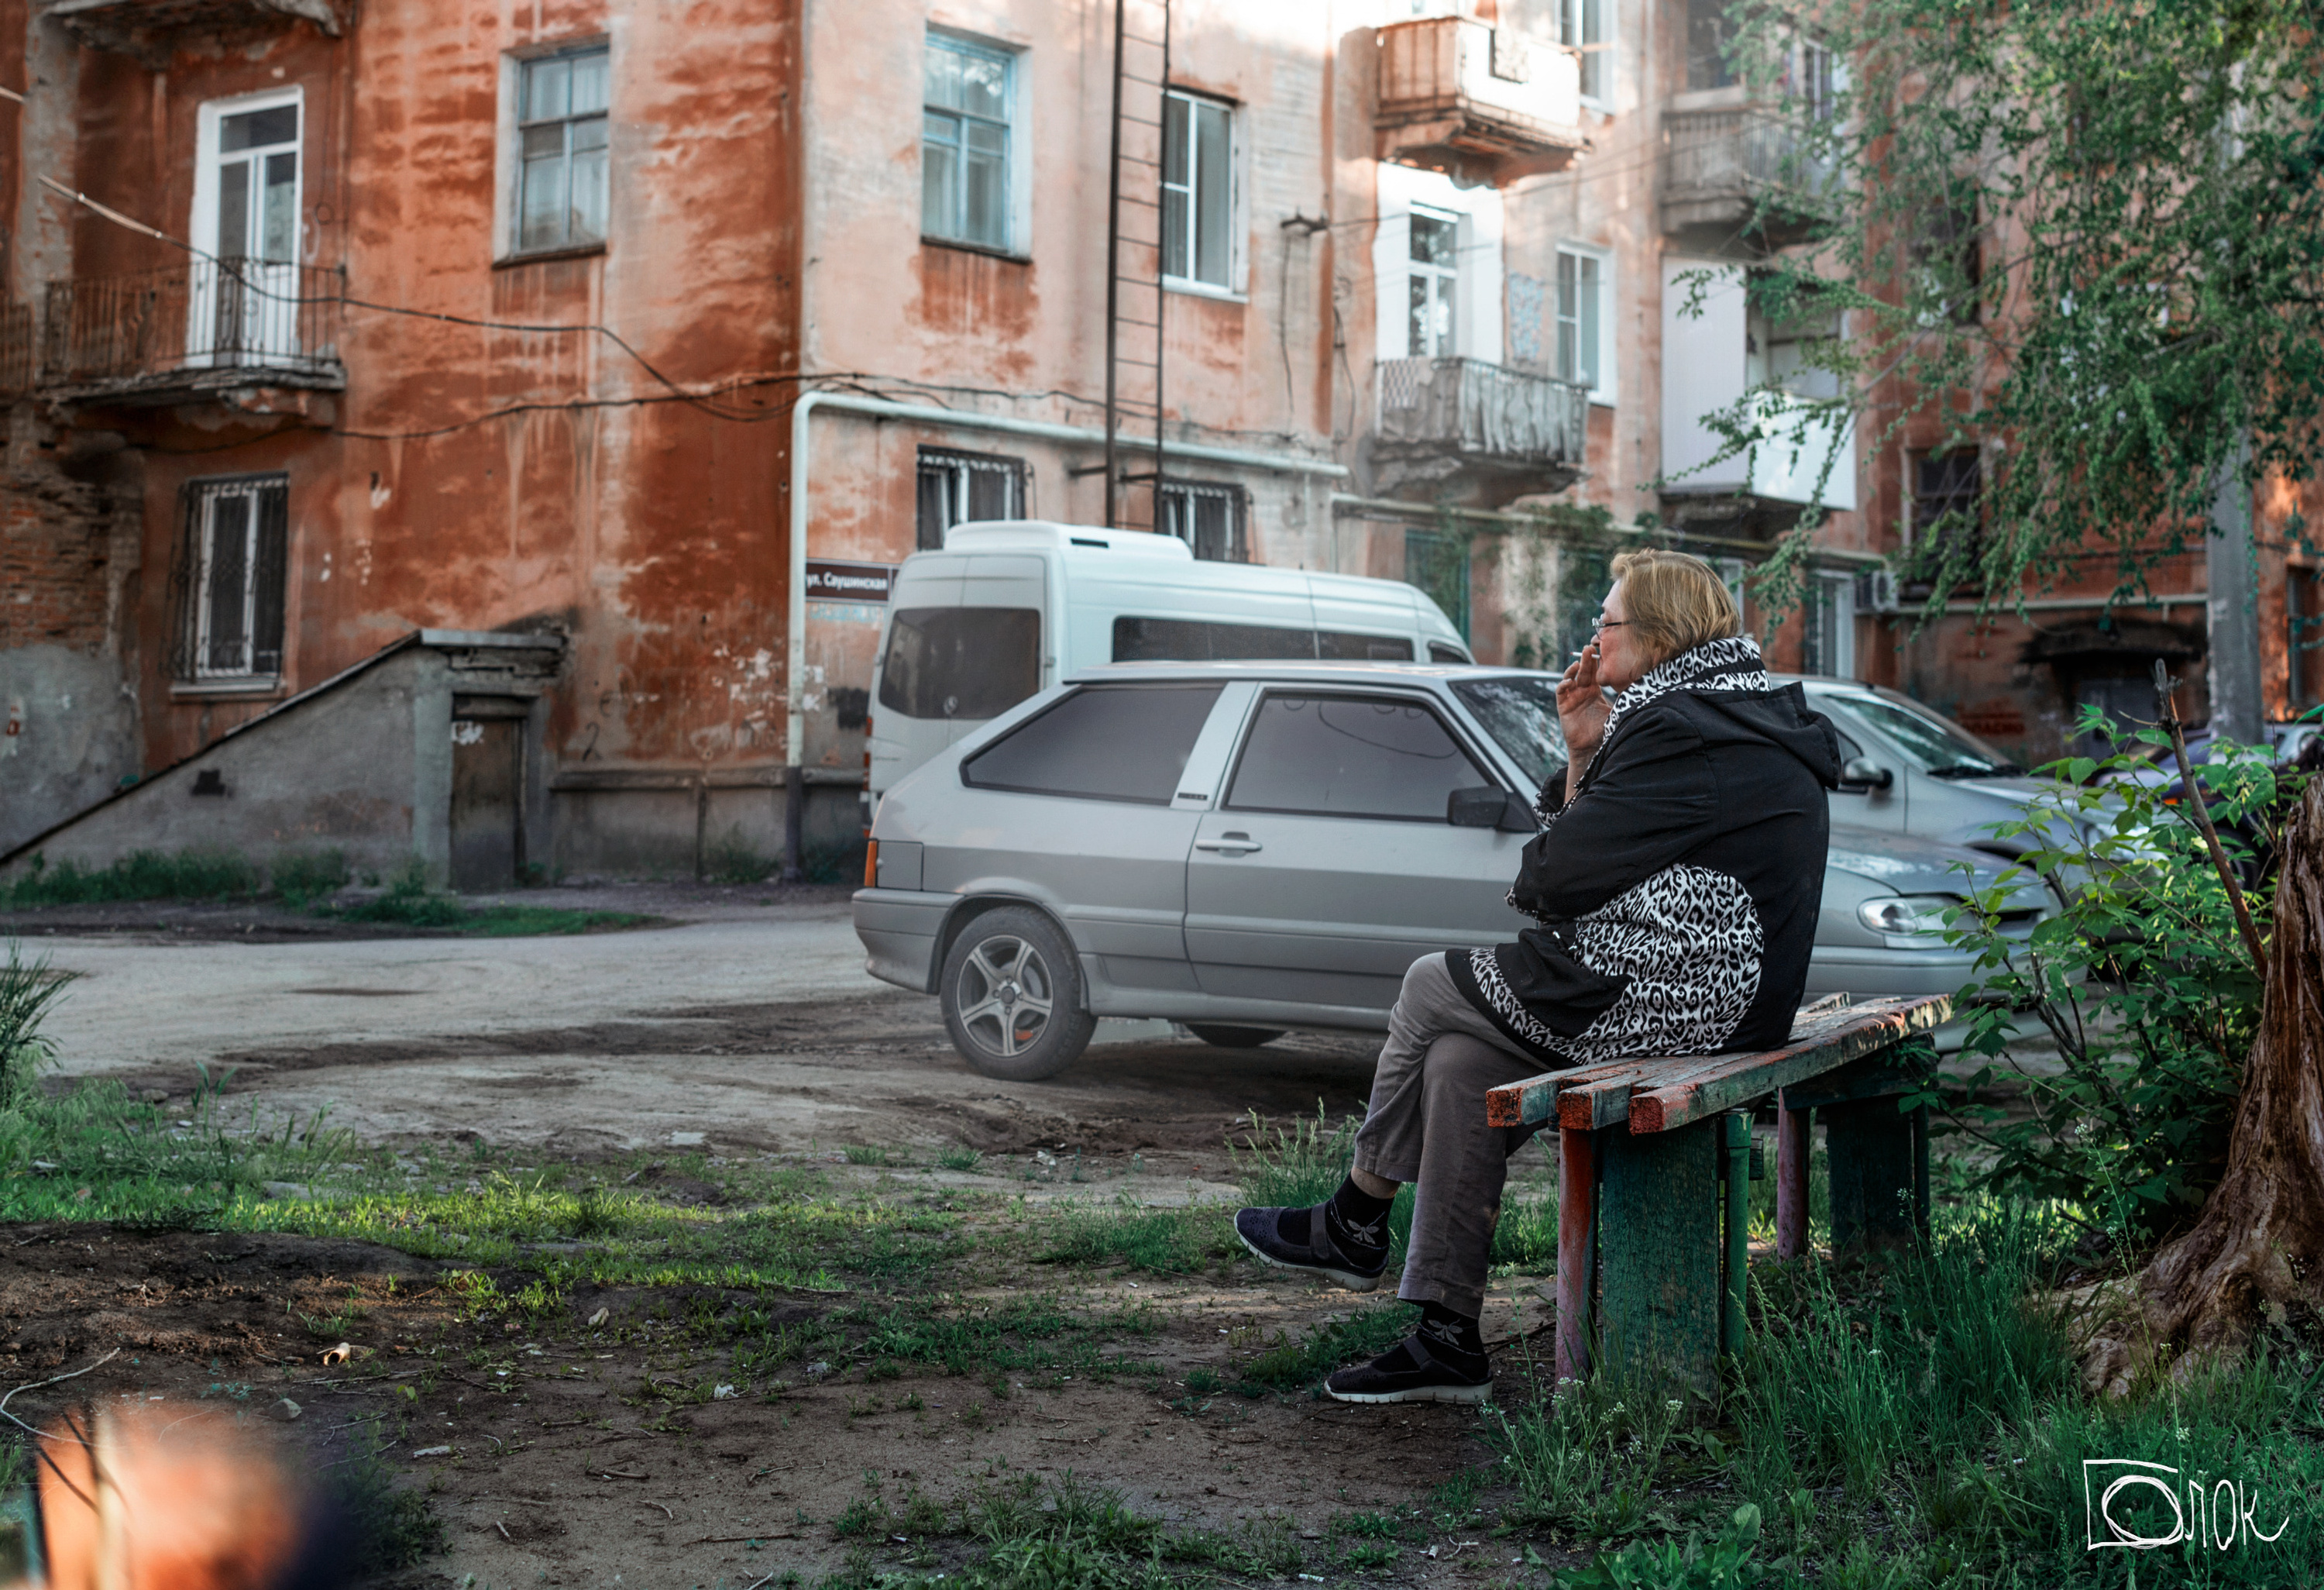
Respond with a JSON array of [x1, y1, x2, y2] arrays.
[[854, 662, 2050, 1079]]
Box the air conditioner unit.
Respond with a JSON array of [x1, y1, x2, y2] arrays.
[[1855, 567, 1900, 615]]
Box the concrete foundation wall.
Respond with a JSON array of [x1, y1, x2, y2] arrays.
[[0, 644, 430, 884], [0, 645, 136, 855]]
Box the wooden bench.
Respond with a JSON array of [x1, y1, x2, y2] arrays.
[[1483, 992, 1952, 1393]]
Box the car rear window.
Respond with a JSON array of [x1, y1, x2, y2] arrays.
[[1226, 693, 1486, 821], [1112, 616, 1316, 662], [961, 684, 1225, 804], [877, 607, 1041, 720]]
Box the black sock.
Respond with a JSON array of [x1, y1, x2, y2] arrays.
[[1275, 1176, 1392, 1252], [1324, 1177, 1394, 1255], [1416, 1300, 1485, 1365]]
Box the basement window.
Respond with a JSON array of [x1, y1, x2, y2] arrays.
[[174, 475, 290, 683]]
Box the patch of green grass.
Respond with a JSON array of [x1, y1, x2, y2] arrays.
[[1239, 1303, 1412, 1390], [1490, 1192, 1557, 1270], [1041, 1199, 1236, 1275], [843, 1144, 892, 1166], [2, 848, 261, 908], [326, 1427, 445, 1572], [324, 860, 650, 935], [937, 1144, 986, 1173], [1230, 1104, 1415, 1258], [270, 848, 351, 906]]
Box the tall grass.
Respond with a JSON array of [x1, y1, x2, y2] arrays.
[[0, 942, 77, 1110], [2, 849, 260, 908]]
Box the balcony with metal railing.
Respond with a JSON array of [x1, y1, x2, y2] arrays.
[[38, 260, 346, 403], [1661, 108, 1834, 246], [1375, 16, 1587, 188], [1370, 356, 1589, 504], [50, 0, 344, 69]]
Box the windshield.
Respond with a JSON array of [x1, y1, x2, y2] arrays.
[[1836, 693, 2023, 779], [1452, 676, 1568, 791]]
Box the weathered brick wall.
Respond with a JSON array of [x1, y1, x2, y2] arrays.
[[0, 410, 141, 855]]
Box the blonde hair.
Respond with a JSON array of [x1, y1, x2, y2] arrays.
[[1609, 549, 1741, 665]]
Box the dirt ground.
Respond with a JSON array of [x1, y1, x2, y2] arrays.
[[4, 889, 1602, 1585], [0, 1213, 1578, 1589]]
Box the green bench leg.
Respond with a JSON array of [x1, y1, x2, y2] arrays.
[[1824, 1096, 1930, 1254], [1597, 1115, 1721, 1396], [1722, 1113, 1748, 1358]]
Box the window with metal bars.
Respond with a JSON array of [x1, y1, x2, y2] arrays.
[[172, 476, 290, 681], [1156, 480, 1246, 563], [916, 447, 1027, 550]]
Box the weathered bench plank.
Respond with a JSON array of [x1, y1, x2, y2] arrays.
[[1625, 996, 1951, 1134], [1483, 996, 1931, 1131]]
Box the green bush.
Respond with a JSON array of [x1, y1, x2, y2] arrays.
[[1932, 708, 2278, 1237], [2, 848, 261, 908], [269, 848, 350, 905]]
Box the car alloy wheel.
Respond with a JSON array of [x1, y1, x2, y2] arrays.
[[938, 907, 1096, 1081]]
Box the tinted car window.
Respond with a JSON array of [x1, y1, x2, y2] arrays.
[[1113, 616, 1315, 662], [1316, 631, 1415, 661], [1428, 641, 1471, 663], [1226, 693, 1486, 821], [878, 607, 1041, 720], [1452, 676, 1567, 790], [962, 684, 1224, 804]]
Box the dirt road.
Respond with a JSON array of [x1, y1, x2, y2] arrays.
[[22, 889, 1386, 1174]]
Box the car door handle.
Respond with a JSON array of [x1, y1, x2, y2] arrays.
[[1195, 835, 1263, 855]]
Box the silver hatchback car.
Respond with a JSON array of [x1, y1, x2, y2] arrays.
[[854, 662, 2050, 1079]]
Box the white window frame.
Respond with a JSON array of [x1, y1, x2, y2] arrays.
[[189, 88, 304, 368], [1554, 243, 1617, 405], [921, 29, 1032, 259], [1804, 570, 1856, 679], [1372, 165, 1503, 363], [1160, 88, 1243, 298], [1407, 204, 1462, 359], [494, 38, 610, 262], [1561, 0, 1612, 107]]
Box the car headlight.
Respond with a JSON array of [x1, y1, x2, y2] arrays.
[[1855, 894, 1958, 939]]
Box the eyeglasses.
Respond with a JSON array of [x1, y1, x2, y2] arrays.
[[1594, 618, 1632, 633]]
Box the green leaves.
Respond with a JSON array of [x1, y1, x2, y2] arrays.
[[1929, 714, 2274, 1237]]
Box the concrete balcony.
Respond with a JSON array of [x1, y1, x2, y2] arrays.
[[1370, 356, 1589, 504], [39, 262, 346, 406], [50, 0, 342, 67], [1376, 17, 1587, 188], [1661, 108, 1834, 247]]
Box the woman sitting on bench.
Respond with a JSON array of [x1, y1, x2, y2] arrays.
[[1236, 549, 1841, 1402]]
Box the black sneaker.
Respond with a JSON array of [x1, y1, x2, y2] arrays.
[[1323, 1330, 1493, 1405], [1233, 1202, 1388, 1291]]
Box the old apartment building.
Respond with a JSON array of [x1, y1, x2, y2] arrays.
[[5, 0, 2281, 886]]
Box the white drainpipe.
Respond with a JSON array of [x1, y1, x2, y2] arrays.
[[784, 390, 1351, 766]]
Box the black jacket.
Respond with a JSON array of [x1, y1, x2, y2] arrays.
[[1447, 636, 1841, 1064]]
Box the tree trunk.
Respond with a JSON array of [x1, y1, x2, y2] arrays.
[[2085, 780, 2324, 1393]]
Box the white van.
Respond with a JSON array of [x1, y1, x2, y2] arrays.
[[866, 520, 1472, 804]]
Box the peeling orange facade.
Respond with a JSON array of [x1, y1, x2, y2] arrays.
[[2, 0, 2300, 878]]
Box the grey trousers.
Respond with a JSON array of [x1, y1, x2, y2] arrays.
[[1350, 952, 1555, 1319]]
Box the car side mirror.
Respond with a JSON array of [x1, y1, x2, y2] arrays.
[[1449, 786, 1537, 832], [1840, 757, 1895, 791]]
